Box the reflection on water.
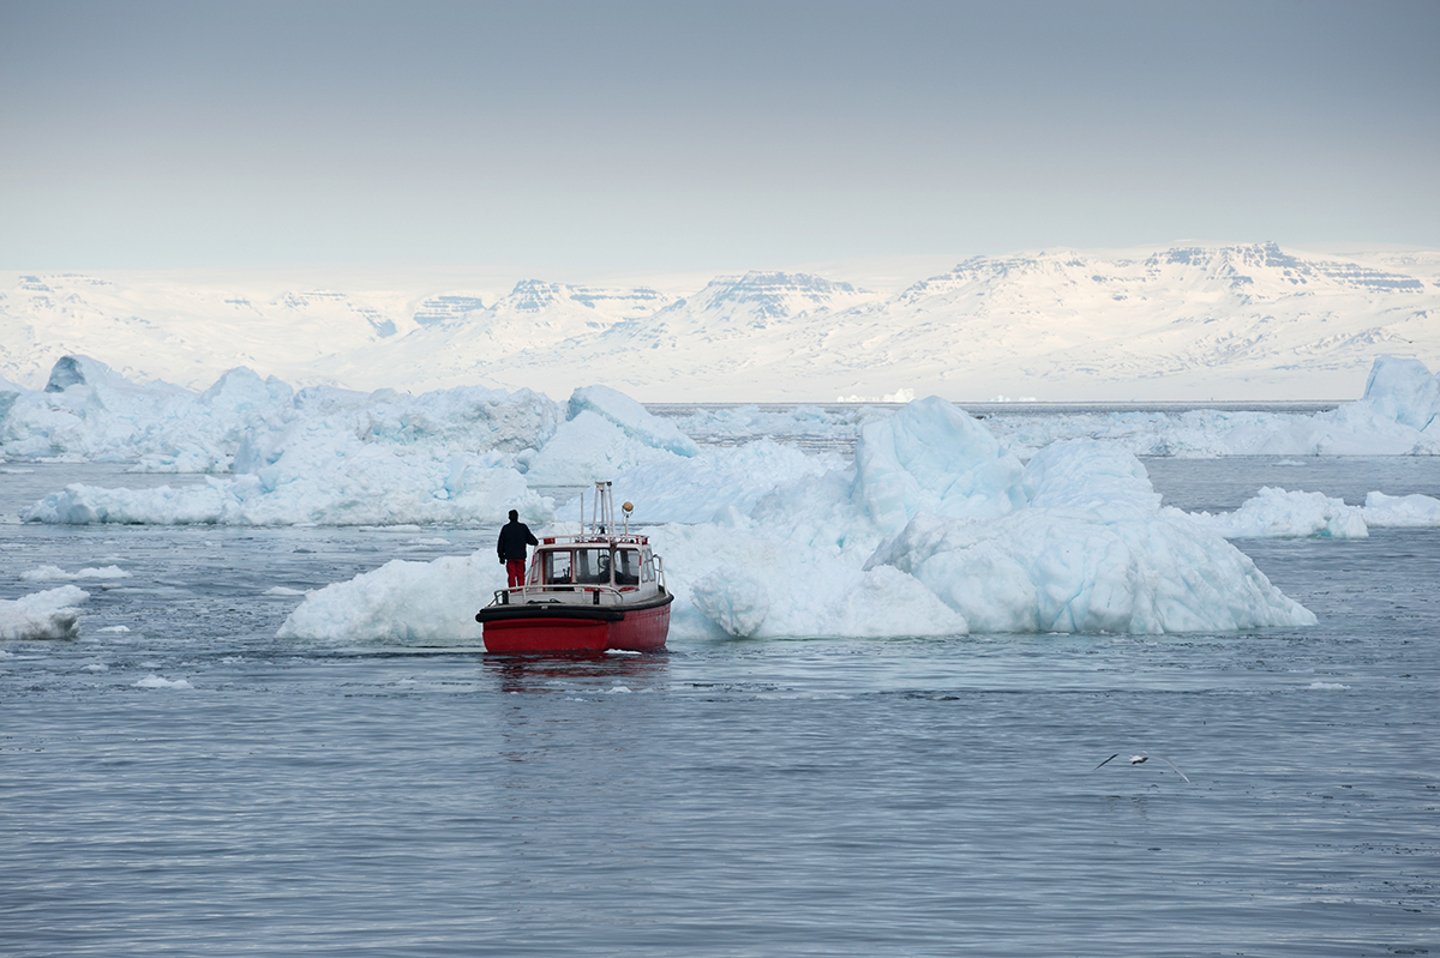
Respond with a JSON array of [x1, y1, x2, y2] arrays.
[[484, 650, 670, 696]]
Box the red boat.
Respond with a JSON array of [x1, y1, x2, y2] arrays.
[[476, 482, 673, 654]]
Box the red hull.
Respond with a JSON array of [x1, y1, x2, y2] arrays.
[[481, 598, 671, 654]]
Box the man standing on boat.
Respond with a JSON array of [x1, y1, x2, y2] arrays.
[[497, 509, 539, 589]]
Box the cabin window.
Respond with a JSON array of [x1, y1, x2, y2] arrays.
[[574, 548, 611, 585], [641, 555, 655, 583], [614, 549, 641, 587], [542, 551, 573, 584]]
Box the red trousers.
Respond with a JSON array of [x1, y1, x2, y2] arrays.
[[505, 559, 526, 588]]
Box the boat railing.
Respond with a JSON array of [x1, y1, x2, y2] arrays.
[[492, 584, 629, 607], [539, 533, 650, 547]]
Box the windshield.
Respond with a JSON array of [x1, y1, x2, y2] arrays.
[[574, 548, 610, 585]]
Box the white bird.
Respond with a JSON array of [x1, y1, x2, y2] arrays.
[[1095, 751, 1190, 783]]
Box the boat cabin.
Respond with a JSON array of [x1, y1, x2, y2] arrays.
[[530, 537, 657, 592]]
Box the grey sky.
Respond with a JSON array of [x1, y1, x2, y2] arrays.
[[2, 0, 1436, 276]]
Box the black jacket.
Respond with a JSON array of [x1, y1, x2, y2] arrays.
[[497, 520, 538, 561]]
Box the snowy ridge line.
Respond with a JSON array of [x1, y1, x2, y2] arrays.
[[3, 242, 1439, 401]]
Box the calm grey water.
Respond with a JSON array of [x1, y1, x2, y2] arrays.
[[2, 455, 1439, 957]]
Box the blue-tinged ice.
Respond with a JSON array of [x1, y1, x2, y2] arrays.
[[566, 385, 697, 457]]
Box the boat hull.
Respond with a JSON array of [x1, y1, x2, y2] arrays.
[[477, 593, 672, 654]]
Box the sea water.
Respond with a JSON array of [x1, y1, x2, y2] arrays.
[[2, 449, 1438, 955]]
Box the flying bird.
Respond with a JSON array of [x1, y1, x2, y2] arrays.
[[1095, 752, 1190, 783]]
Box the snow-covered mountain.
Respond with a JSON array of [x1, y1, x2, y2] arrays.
[[2, 243, 1436, 400]]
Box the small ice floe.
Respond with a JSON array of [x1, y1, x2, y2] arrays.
[[1193, 487, 1368, 539], [264, 586, 307, 597], [604, 685, 633, 694], [133, 674, 192, 690], [1306, 680, 1350, 691], [82, 662, 109, 672], [21, 564, 131, 582], [96, 625, 131, 634], [1362, 491, 1440, 528], [411, 538, 452, 547], [1095, 752, 1190, 783], [0, 586, 90, 640]]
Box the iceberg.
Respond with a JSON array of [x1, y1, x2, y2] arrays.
[[1183, 487, 1440, 540], [567, 385, 698, 457], [276, 553, 492, 643], [1361, 355, 1440, 432], [0, 585, 90, 640], [279, 401, 1319, 641], [866, 441, 1316, 633], [1362, 491, 1440, 527], [1192, 487, 1370, 540], [14, 360, 769, 527], [16, 359, 568, 526]]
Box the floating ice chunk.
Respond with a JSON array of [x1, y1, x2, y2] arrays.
[[1362, 355, 1440, 432], [133, 674, 192, 690], [871, 508, 1316, 633], [277, 552, 493, 642], [1362, 491, 1440, 527], [567, 385, 698, 457], [0, 585, 89, 640], [852, 396, 1025, 534], [1306, 681, 1350, 691], [20, 564, 131, 582], [1196, 487, 1369, 539], [96, 625, 131, 633]]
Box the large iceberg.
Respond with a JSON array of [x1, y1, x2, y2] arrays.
[[279, 400, 1319, 641], [0, 586, 90, 640], [861, 438, 1315, 634]]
